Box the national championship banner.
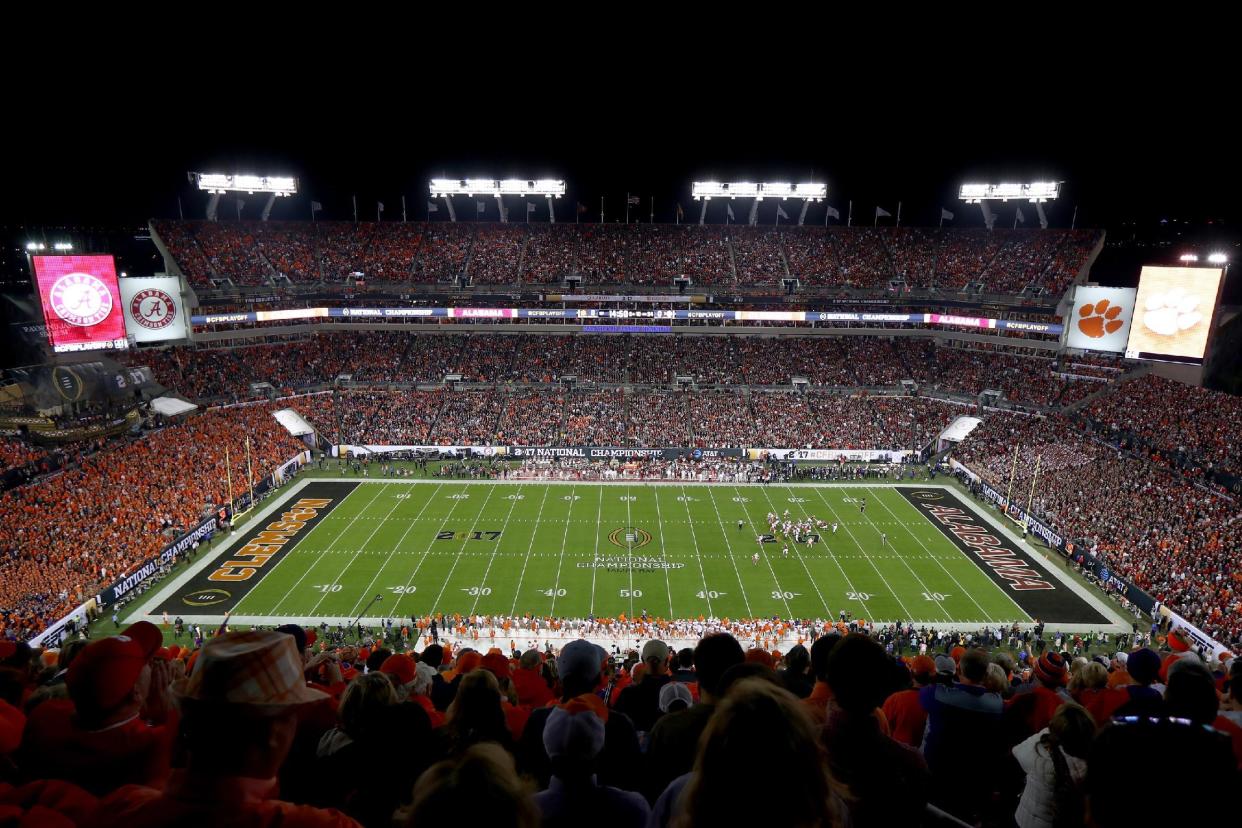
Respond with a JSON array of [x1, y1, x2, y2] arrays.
[[119, 277, 188, 342], [97, 515, 219, 606], [33, 255, 128, 353], [1065, 287, 1137, 353]]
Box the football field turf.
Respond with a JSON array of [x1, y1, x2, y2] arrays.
[[144, 479, 1118, 631]]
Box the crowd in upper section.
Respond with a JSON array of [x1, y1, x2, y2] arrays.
[[153, 221, 1101, 295], [120, 332, 1113, 411]]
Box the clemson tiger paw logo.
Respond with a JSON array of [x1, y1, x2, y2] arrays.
[[1142, 287, 1202, 337], [1076, 300, 1125, 338]]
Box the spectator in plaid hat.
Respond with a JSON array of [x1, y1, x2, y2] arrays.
[[1005, 651, 1072, 742], [644, 633, 744, 802], [519, 640, 640, 792], [19, 621, 177, 796], [822, 634, 930, 828], [533, 704, 649, 828], [881, 654, 936, 747], [95, 630, 357, 828]]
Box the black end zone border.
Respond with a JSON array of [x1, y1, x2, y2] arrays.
[[898, 488, 1108, 625], [156, 481, 359, 616]]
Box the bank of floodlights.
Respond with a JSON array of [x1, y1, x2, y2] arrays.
[[692, 181, 826, 202], [428, 178, 566, 198], [958, 181, 1060, 204], [189, 173, 298, 196]]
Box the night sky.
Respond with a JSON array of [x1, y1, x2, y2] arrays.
[[6, 64, 1238, 232]]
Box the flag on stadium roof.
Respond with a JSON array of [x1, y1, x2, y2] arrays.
[[941, 208, 954, 221], [825, 204, 840, 220], [427, 201, 439, 212], [776, 204, 790, 220], [627, 195, 640, 206], [476, 200, 486, 213], [876, 206, 891, 218]]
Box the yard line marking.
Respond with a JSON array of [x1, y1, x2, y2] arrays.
[[589, 486, 604, 616], [549, 485, 577, 616], [428, 483, 502, 615], [804, 486, 922, 622], [509, 486, 553, 616], [469, 483, 525, 617], [266, 484, 391, 616], [678, 486, 733, 616], [306, 484, 408, 616], [624, 485, 635, 618], [839, 486, 959, 619], [704, 487, 783, 617], [394, 483, 472, 605], [739, 485, 830, 615], [650, 485, 674, 618], [344, 482, 445, 619], [876, 488, 1027, 622], [754, 484, 867, 618]]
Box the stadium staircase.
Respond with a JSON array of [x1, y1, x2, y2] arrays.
[[725, 234, 740, 284], [515, 232, 530, 281]]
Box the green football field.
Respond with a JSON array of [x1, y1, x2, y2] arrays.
[[144, 479, 1117, 629]]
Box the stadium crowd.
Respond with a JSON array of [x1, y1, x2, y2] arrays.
[[955, 414, 1242, 646], [0, 406, 303, 641], [154, 220, 1101, 293], [0, 618, 1236, 827], [129, 332, 1103, 412], [1084, 374, 1242, 478]]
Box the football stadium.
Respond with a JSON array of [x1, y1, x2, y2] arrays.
[[2, 113, 1240, 825]]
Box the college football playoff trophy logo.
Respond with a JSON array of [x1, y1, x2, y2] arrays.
[[49, 272, 113, 327], [129, 288, 177, 330]]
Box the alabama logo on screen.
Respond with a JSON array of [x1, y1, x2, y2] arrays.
[[129, 288, 177, 330], [49, 272, 114, 327]]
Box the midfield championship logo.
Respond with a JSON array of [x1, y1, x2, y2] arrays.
[[49, 273, 114, 327], [608, 526, 652, 549], [129, 288, 177, 330]]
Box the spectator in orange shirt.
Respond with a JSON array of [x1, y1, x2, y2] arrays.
[[95, 630, 358, 828], [19, 621, 176, 797], [881, 654, 936, 748]]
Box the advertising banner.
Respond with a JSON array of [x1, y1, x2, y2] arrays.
[[119, 277, 189, 342]]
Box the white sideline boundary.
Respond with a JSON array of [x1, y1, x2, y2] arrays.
[[134, 477, 1131, 635]]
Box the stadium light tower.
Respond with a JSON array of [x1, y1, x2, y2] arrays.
[[429, 178, 566, 224], [1207, 252, 1228, 264], [188, 172, 298, 222], [691, 181, 826, 226], [958, 181, 1060, 230], [1179, 253, 1200, 263]]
